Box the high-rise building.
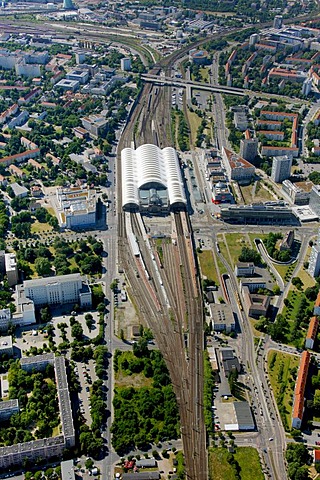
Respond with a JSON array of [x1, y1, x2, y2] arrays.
[[271, 155, 292, 183], [63, 0, 75, 9], [308, 229, 320, 278], [120, 57, 131, 71], [273, 15, 283, 29], [309, 185, 320, 217], [249, 33, 260, 46], [240, 138, 258, 162]]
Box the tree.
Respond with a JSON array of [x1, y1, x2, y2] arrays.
[[35, 257, 52, 277], [40, 306, 52, 324], [85, 458, 94, 469], [292, 277, 303, 290], [272, 285, 280, 295]]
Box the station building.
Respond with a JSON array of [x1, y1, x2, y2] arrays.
[[121, 144, 187, 213]]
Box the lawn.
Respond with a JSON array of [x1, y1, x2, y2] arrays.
[[199, 67, 210, 82], [267, 350, 300, 431], [234, 447, 264, 480], [273, 262, 295, 281], [208, 446, 264, 480], [247, 233, 269, 245], [217, 257, 227, 275], [223, 233, 251, 268], [208, 447, 237, 480], [216, 234, 230, 266], [31, 221, 53, 234], [239, 184, 254, 204], [198, 250, 220, 285], [186, 109, 202, 146]]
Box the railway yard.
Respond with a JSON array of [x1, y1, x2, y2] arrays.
[[117, 60, 208, 477]]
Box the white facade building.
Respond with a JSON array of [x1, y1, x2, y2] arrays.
[[56, 187, 97, 229], [121, 144, 187, 212], [22, 273, 92, 308], [271, 155, 292, 183], [120, 57, 131, 71]]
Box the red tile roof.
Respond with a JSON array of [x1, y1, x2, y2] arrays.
[[306, 316, 318, 342]]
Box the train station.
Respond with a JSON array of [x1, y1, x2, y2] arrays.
[[121, 144, 187, 213]]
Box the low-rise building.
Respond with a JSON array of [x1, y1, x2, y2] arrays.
[[241, 285, 270, 318], [209, 304, 235, 333], [61, 460, 75, 480], [234, 262, 255, 277], [10, 183, 28, 198], [8, 164, 25, 179]]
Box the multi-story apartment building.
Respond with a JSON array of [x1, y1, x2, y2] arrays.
[[0, 355, 75, 469], [0, 399, 19, 421], [271, 155, 292, 183], [221, 147, 255, 184]]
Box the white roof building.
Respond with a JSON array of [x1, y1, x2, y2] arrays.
[[121, 144, 186, 212]]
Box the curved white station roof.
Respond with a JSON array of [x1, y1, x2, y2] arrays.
[[121, 144, 187, 209]]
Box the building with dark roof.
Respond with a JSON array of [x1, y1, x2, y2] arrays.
[[122, 473, 160, 480], [234, 401, 255, 430]]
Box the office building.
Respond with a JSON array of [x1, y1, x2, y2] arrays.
[[120, 57, 131, 71], [55, 79, 79, 92], [66, 69, 89, 84], [235, 262, 255, 277], [56, 186, 97, 229], [282, 180, 312, 205], [240, 138, 258, 162], [209, 303, 235, 333], [21, 273, 92, 308], [271, 155, 292, 183], [309, 185, 320, 217], [308, 233, 320, 278], [241, 285, 270, 318], [81, 114, 108, 137], [220, 203, 297, 225]]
